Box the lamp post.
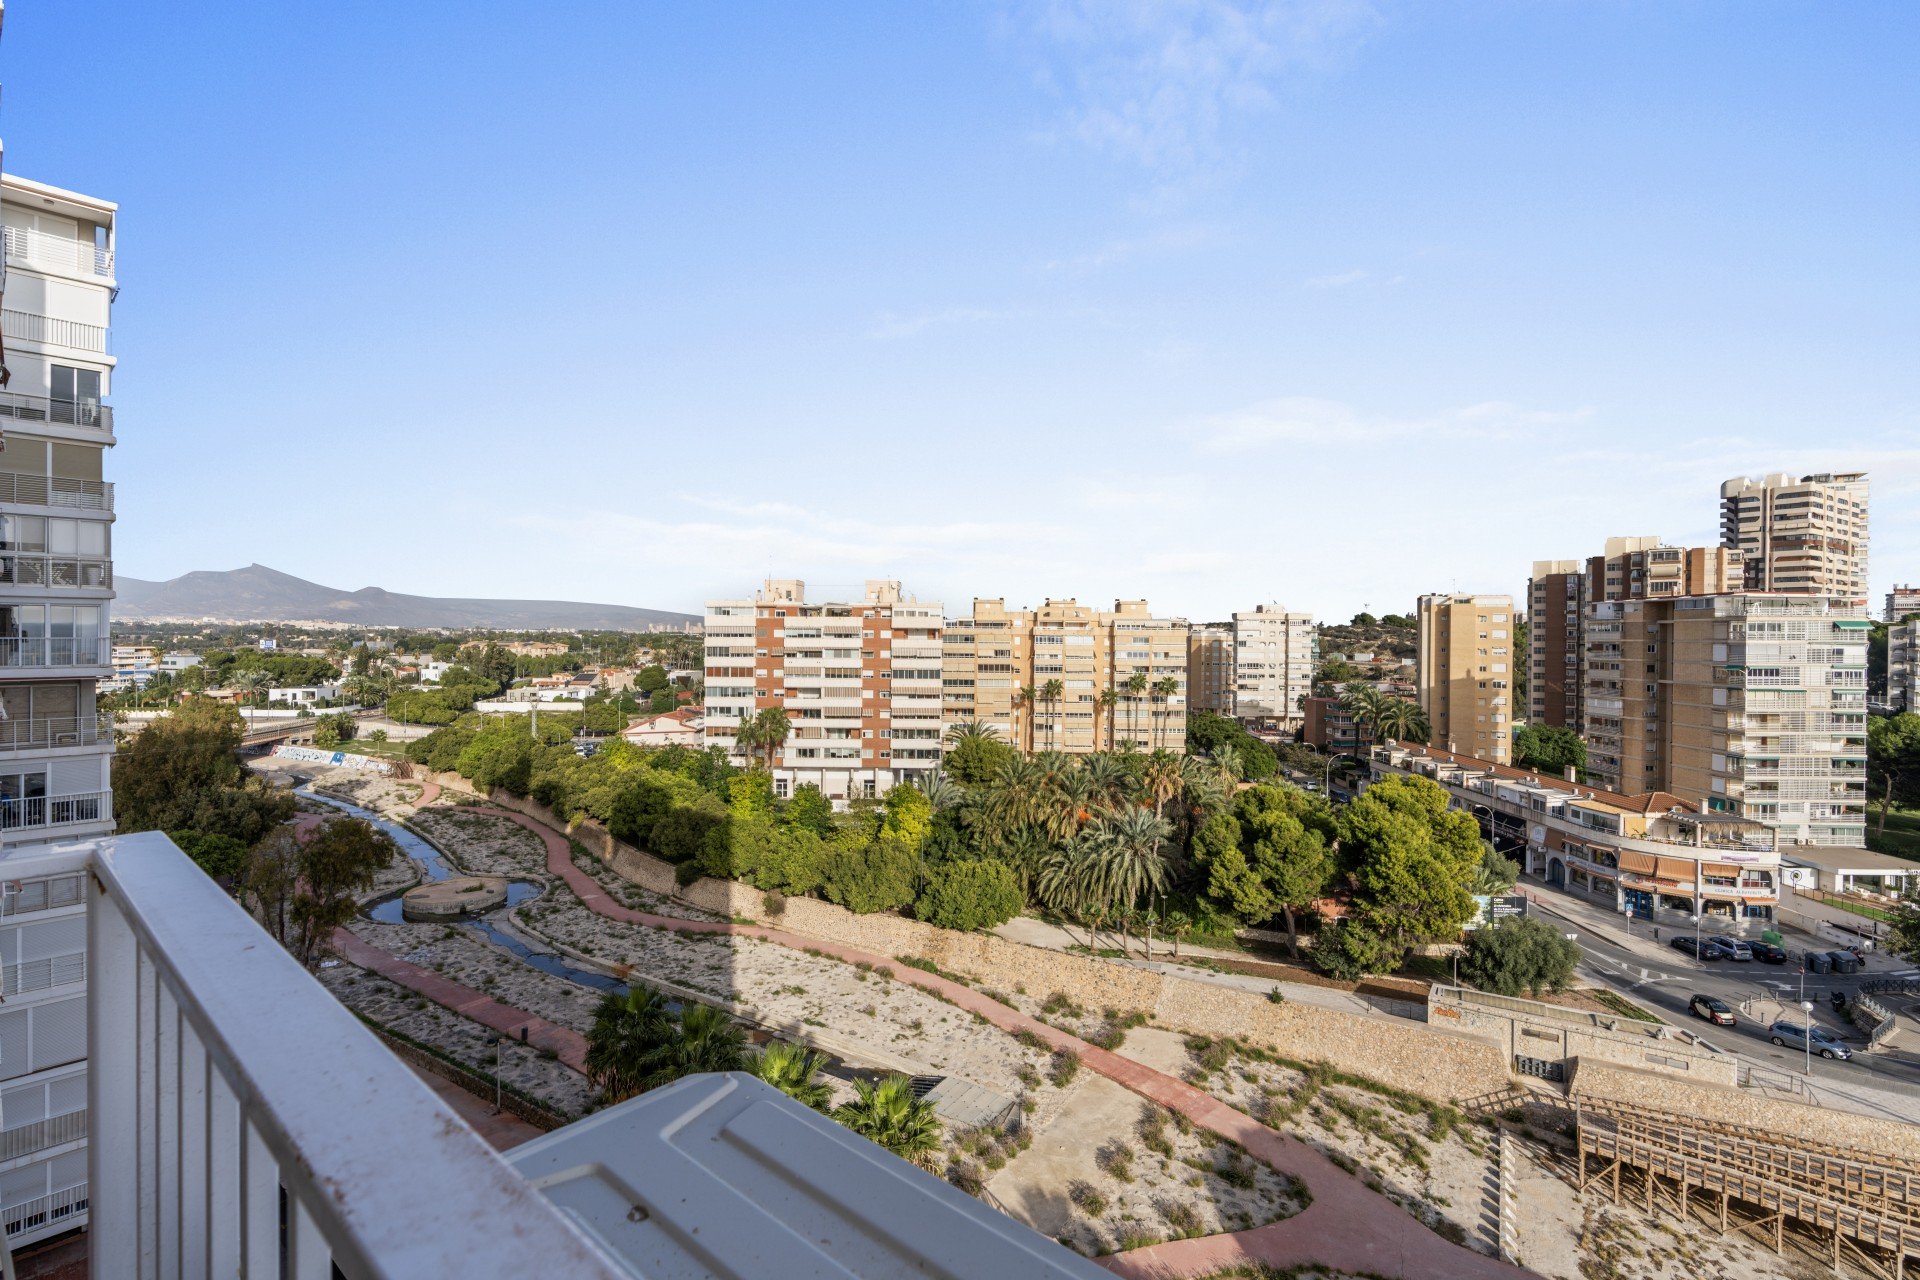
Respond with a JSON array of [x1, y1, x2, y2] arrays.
[[488, 1035, 503, 1114], [1799, 1000, 1815, 1076]]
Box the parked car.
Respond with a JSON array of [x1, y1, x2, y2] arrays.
[[1826, 950, 1861, 975], [1688, 994, 1736, 1026], [1748, 941, 1788, 964], [1670, 936, 1730, 961], [1806, 950, 1833, 974], [1768, 1021, 1851, 1060], [1708, 936, 1752, 961]]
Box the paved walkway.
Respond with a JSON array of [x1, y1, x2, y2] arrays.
[[407, 1062, 545, 1151], [453, 800, 1527, 1280]]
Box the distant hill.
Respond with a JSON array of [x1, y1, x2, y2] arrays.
[[113, 564, 699, 631]]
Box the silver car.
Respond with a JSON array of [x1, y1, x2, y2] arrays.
[[1708, 935, 1752, 961], [1768, 1020, 1851, 1060]]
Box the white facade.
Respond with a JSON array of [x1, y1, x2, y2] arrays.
[[1891, 619, 1920, 714], [1719, 471, 1870, 598], [0, 174, 119, 1252], [1229, 603, 1314, 728]]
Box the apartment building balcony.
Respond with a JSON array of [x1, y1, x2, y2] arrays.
[[0, 713, 113, 755], [0, 637, 110, 670], [0, 556, 112, 591], [0, 789, 109, 833], [0, 470, 112, 512], [56, 831, 1097, 1279], [1, 226, 113, 280], [0, 310, 108, 356], [0, 392, 114, 439]]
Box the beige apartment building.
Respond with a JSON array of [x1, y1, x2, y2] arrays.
[[1230, 603, 1315, 730], [702, 579, 944, 803], [943, 598, 1189, 754], [1528, 539, 1743, 733], [1720, 471, 1869, 598], [1583, 593, 1867, 847], [1186, 622, 1234, 714], [1415, 593, 1514, 764]]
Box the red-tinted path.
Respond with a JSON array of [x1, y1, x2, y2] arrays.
[[449, 800, 1531, 1280]]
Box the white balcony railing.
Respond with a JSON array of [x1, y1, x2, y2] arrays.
[[0, 790, 109, 832], [0, 636, 111, 669], [0, 309, 108, 355], [0, 470, 113, 510], [1, 226, 114, 279], [87, 832, 628, 1279], [0, 713, 114, 754]]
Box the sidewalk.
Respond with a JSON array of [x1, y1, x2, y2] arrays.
[[991, 917, 1379, 1017]]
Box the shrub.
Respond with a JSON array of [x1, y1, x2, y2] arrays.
[[1461, 916, 1580, 997], [1311, 918, 1406, 980], [1048, 1049, 1080, 1088], [1067, 1181, 1108, 1218], [819, 837, 917, 914], [912, 859, 1023, 932], [947, 1161, 986, 1195]]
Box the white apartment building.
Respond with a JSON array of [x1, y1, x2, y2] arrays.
[[1229, 603, 1315, 729], [0, 173, 119, 1251], [704, 580, 944, 803], [1719, 471, 1869, 598], [1890, 618, 1919, 714]]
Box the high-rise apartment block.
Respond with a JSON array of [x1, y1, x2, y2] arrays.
[[1185, 622, 1234, 715], [1719, 471, 1869, 598], [1584, 594, 1867, 846], [1886, 585, 1920, 623], [702, 580, 944, 802], [1527, 540, 1743, 733], [0, 174, 119, 1250], [1415, 593, 1514, 764], [1526, 561, 1586, 731], [942, 599, 1188, 754], [1888, 619, 1919, 713], [1229, 604, 1315, 730]]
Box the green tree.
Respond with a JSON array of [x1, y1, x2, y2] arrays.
[[1513, 724, 1588, 778], [1123, 672, 1150, 751], [1889, 883, 1920, 964], [1312, 917, 1404, 980], [584, 987, 675, 1103], [286, 817, 397, 968], [750, 1041, 833, 1111], [782, 783, 836, 836], [1339, 686, 1391, 751], [1151, 676, 1180, 751], [819, 838, 917, 913], [1336, 773, 1482, 954], [1868, 713, 1920, 835], [312, 711, 358, 749], [1469, 845, 1521, 897], [1373, 697, 1430, 745], [834, 1074, 942, 1166], [880, 783, 933, 848], [169, 830, 250, 884], [114, 699, 294, 845], [944, 721, 1017, 787], [913, 859, 1023, 931], [1461, 916, 1580, 996]]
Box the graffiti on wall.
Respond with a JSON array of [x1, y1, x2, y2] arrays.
[[271, 745, 393, 775]]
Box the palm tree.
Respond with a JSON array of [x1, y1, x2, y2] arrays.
[[585, 987, 675, 1103], [228, 667, 273, 708], [984, 756, 1050, 834], [340, 673, 389, 708], [1124, 673, 1149, 751], [1374, 697, 1430, 745], [750, 1040, 833, 1111], [654, 1003, 748, 1086], [1152, 677, 1181, 752], [835, 1075, 942, 1167], [1084, 807, 1172, 924], [1079, 753, 1130, 811], [1035, 839, 1093, 919], [755, 706, 792, 771], [1206, 744, 1242, 788], [942, 719, 999, 748], [1163, 910, 1193, 958], [1040, 678, 1066, 752], [1012, 685, 1039, 753], [914, 769, 965, 812], [1054, 768, 1099, 839], [731, 709, 764, 767], [1141, 751, 1184, 819], [1340, 686, 1391, 752], [1097, 688, 1120, 750]]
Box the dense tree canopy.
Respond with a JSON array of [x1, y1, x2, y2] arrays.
[[1462, 917, 1579, 997], [1513, 725, 1587, 778], [114, 699, 294, 845]]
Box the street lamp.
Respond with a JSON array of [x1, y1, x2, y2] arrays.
[[487, 1028, 503, 1113], [1799, 1000, 1815, 1076]]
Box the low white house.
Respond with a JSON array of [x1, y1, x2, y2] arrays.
[[622, 709, 705, 748], [264, 684, 342, 706]]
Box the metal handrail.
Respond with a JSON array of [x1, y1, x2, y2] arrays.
[[0, 714, 114, 753], [0, 637, 111, 668], [0, 392, 113, 436], [87, 832, 627, 1278], [0, 791, 110, 831], [0, 556, 112, 590], [0, 310, 108, 355], [0, 470, 113, 510]]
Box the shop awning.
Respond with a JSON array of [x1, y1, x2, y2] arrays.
[[1616, 850, 1658, 875], [1702, 862, 1740, 878], [1654, 857, 1697, 882]]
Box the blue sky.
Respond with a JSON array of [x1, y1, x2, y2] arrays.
[[9, 1, 1916, 620]]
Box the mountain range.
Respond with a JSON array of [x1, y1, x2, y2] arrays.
[[113, 564, 699, 631]]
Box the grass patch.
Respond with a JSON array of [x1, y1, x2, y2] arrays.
[[1588, 989, 1664, 1023]]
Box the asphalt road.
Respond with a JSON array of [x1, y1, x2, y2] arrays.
[[1557, 911, 1920, 1096]]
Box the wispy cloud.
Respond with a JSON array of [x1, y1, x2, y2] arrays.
[[1012, 0, 1380, 172], [1303, 267, 1405, 289], [1185, 395, 1595, 453]]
